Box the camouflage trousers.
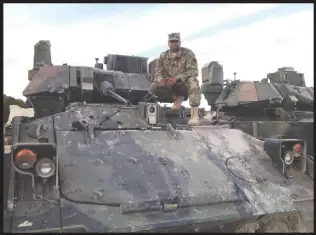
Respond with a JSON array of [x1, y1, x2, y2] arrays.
[[149, 77, 201, 107]]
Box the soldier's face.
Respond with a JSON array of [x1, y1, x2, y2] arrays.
[[168, 40, 181, 52]]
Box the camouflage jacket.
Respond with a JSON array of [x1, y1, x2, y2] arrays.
[[154, 47, 198, 83]]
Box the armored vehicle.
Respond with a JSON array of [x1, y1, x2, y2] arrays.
[[201, 62, 314, 162], [3, 41, 314, 233]]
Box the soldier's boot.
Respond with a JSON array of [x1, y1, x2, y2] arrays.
[[171, 96, 184, 111], [188, 106, 200, 126]]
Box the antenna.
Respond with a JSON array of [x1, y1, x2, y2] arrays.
[[94, 57, 103, 69]]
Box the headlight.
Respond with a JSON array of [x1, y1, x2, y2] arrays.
[[35, 158, 56, 178], [283, 151, 294, 165]]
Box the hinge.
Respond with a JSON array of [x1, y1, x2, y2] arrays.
[[161, 196, 180, 213]]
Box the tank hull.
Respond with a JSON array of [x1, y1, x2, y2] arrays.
[[4, 108, 314, 232]]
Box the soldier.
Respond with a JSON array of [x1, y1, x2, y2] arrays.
[[148, 33, 201, 125]]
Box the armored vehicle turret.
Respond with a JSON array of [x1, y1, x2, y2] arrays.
[[24, 45, 152, 118], [201, 62, 314, 159], [3, 41, 313, 233]]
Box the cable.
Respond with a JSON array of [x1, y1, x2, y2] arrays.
[[98, 107, 124, 127], [225, 156, 257, 183]]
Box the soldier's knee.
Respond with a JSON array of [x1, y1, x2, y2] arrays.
[[149, 82, 159, 93], [187, 77, 200, 94]]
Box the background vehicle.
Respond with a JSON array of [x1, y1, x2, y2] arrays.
[[201, 62, 314, 162]]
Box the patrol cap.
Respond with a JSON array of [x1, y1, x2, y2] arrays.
[[168, 33, 181, 42]]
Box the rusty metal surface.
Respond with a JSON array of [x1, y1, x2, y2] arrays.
[[23, 66, 69, 96], [238, 83, 259, 102]]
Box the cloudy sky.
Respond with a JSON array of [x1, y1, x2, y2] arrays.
[[3, 3, 314, 109]]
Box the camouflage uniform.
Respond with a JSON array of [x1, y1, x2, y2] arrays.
[[149, 33, 201, 107]]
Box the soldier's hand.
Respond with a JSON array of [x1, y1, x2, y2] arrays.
[[158, 79, 167, 87], [167, 77, 179, 86]]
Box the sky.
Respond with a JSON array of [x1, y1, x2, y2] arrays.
[[3, 3, 314, 110]]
